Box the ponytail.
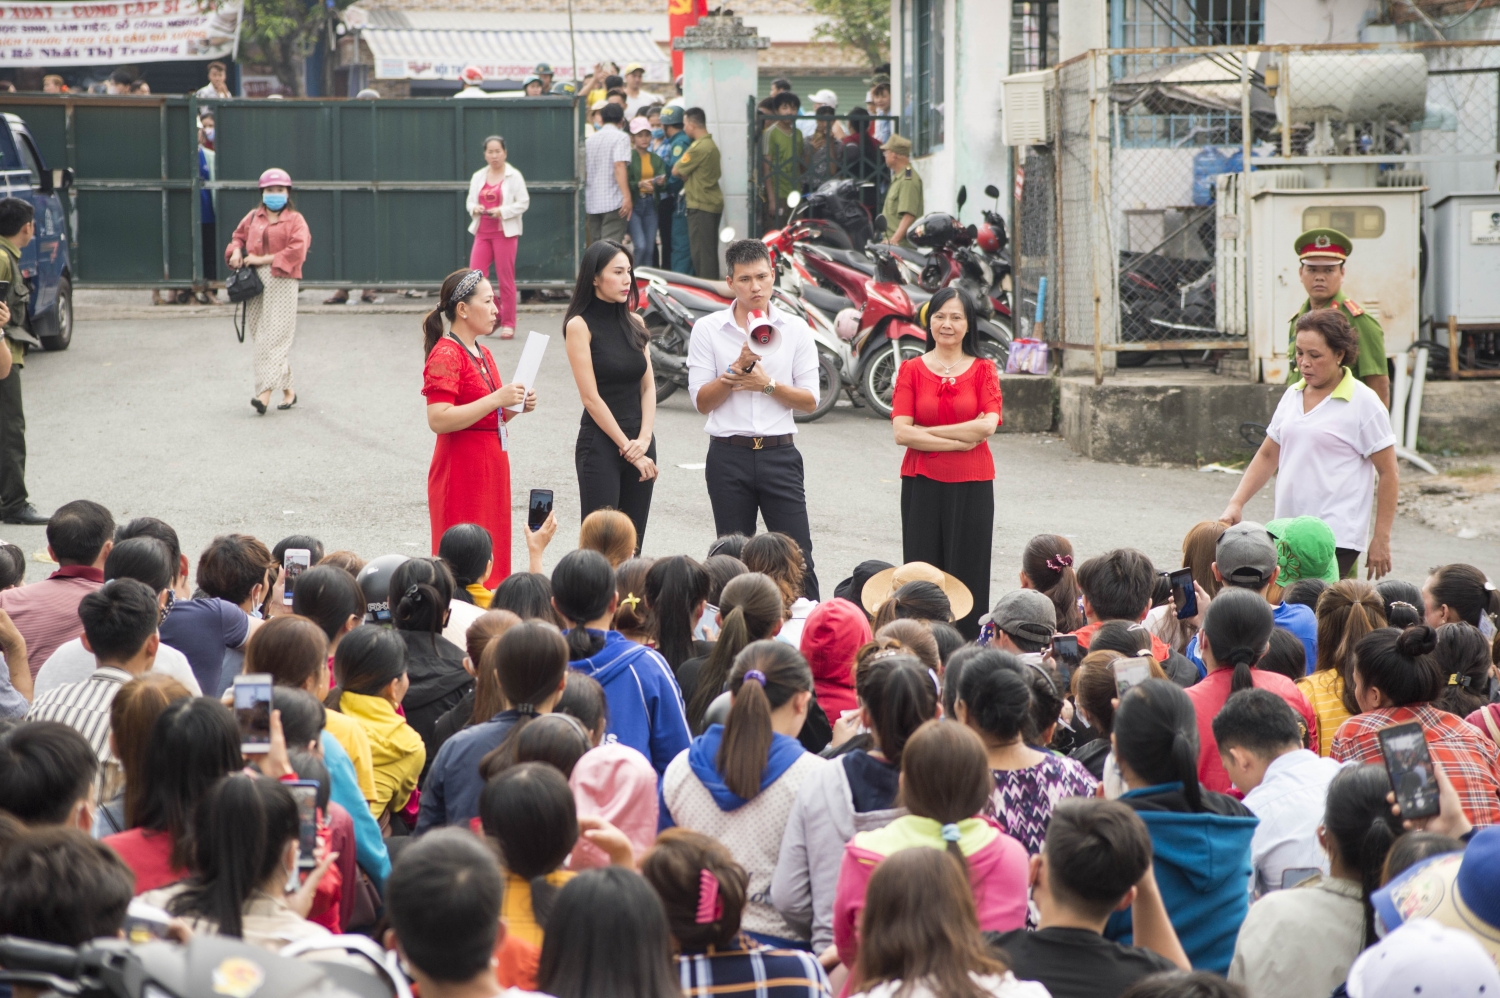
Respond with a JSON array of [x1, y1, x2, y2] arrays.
[[1200, 588, 1273, 695], [1324, 764, 1404, 946], [422, 307, 446, 357], [475, 622, 569, 775], [898, 720, 992, 875], [686, 573, 783, 733], [389, 557, 456, 650], [715, 641, 812, 800], [325, 625, 407, 710], [1171, 729, 1203, 811], [1114, 679, 1208, 812]]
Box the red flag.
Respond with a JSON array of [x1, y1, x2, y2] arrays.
[[669, 0, 707, 78]]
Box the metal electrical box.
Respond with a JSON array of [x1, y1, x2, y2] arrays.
[[1000, 69, 1055, 147], [1431, 192, 1500, 326], [1249, 186, 1423, 380]]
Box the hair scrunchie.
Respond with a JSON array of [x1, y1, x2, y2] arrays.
[[514, 703, 537, 717], [695, 868, 723, 924], [743, 669, 767, 687], [1045, 553, 1073, 573], [940, 823, 962, 843], [404, 585, 423, 603]]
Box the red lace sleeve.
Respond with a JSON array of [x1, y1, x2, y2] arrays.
[[980, 359, 1003, 418], [422, 341, 462, 404]]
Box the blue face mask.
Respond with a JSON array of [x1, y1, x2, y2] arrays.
[[263, 192, 288, 211], [204, 126, 214, 141]]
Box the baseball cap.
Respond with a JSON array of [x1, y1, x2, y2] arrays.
[[522, 74, 542, 88], [460, 65, 484, 84], [881, 133, 912, 155], [1265, 516, 1337, 584], [623, 61, 645, 75], [1347, 919, 1500, 998], [659, 105, 684, 126], [980, 590, 1057, 643], [589, 98, 608, 111], [811, 88, 838, 108], [1215, 521, 1278, 588], [629, 115, 652, 134]]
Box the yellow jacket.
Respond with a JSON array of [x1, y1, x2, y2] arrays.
[[338, 691, 425, 817], [323, 706, 377, 805]]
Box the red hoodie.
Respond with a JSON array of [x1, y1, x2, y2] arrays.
[[800, 598, 871, 719]]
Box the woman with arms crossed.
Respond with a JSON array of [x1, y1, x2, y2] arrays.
[[1221, 308, 1397, 580], [564, 240, 658, 549], [422, 269, 537, 589], [889, 287, 1001, 639]]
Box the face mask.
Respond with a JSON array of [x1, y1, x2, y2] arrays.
[[263, 192, 288, 211], [205, 127, 214, 141]]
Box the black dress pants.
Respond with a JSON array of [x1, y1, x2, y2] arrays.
[[706, 437, 819, 600], [901, 475, 994, 640], [576, 423, 655, 551], [0, 365, 27, 516], [656, 194, 676, 268]]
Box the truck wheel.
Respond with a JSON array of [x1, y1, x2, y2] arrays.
[[39, 275, 72, 351]]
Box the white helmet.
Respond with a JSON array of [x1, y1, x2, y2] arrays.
[[834, 307, 861, 341]]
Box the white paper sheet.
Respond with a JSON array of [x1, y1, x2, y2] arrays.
[[507, 331, 549, 412]]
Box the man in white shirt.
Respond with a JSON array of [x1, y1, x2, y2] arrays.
[[1214, 688, 1343, 896], [621, 61, 661, 118], [585, 103, 633, 244], [687, 239, 822, 598]]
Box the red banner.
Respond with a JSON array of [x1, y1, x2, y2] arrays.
[[668, 0, 705, 78]]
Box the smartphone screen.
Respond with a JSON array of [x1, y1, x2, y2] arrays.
[[1281, 868, 1321, 890], [0, 281, 10, 302], [1379, 721, 1441, 820], [1050, 635, 1080, 685], [1169, 568, 1197, 620], [233, 674, 273, 753], [282, 548, 311, 607], [1112, 658, 1153, 698], [288, 781, 319, 870], [527, 489, 554, 532]]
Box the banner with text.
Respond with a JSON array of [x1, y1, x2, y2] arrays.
[[0, 0, 241, 66]]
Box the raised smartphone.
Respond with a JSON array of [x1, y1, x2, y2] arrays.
[[1379, 721, 1441, 820], [287, 780, 319, 871], [232, 673, 273, 754], [528, 489, 554, 532], [282, 547, 311, 607], [1168, 567, 1197, 620], [1050, 634, 1080, 686], [1112, 657, 1153, 698]]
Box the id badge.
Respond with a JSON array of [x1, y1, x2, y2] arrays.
[[499, 417, 509, 452]]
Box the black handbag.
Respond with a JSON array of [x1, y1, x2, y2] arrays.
[[225, 265, 263, 342]]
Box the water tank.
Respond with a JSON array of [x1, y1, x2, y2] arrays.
[[1285, 53, 1427, 125]]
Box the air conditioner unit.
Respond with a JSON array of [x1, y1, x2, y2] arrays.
[[1001, 69, 1055, 146]]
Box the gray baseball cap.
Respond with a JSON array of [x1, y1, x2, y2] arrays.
[[1216, 521, 1278, 587], [980, 589, 1057, 642]]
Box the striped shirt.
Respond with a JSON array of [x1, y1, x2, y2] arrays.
[[676, 939, 831, 998], [27, 666, 132, 793]]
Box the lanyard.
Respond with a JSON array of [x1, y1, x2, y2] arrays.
[[449, 332, 498, 393]]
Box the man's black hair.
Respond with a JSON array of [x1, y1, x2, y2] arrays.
[[115, 517, 182, 576], [273, 534, 324, 567], [104, 536, 174, 594], [0, 198, 33, 240], [79, 578, 159, 664], [604, 74, 624, 89], [684, 106, 707, 128], [1211, 688, 1304, 757], [725, 238, 771, 275], [387, 829, 504, 981], [771, 77, 792, 92], [771, 90, 801, 112], [600, 102, 625, 125], [46, 499, 115, 566], [0, 829, 134, 945], [109, 68, 135, 85], [1043, 798, 1153, 920], [1076, 548, 1155, 623], [0, 722, 98, 825]]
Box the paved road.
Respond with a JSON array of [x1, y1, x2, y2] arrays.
[[10, 306, 1497, 601]]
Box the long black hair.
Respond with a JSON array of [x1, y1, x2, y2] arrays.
[[1114, 679, 1205, 811], [645, 555, 710, 672], [537, 867, 679, 998], [1323, 764, 1404, 946], [1353, 626, 1445, 707], [439, 523, 493, 597], [494, 572, 558, 623], [955, 649, 1034, 745], [326, 625, 408, 709], [480, 762, 579, 931], [551, 549, 617, 660], [1201, 587, 1274, 694], [291, 565, 365, 643], [858, 654, 938, 766], [921, 286, 983, 358], [390, 557, 455, 644], [564, 240, 648, 350], [134, 698, 244, 872]]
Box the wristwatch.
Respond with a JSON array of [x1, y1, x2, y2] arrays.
[[762, 378, 777, 396]]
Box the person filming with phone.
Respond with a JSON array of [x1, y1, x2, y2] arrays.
[[422, 269, 537, 588], [687, 239, 821, 598]]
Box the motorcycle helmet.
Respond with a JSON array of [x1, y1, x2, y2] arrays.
[[357, 554, 410, 623], [907, 212, 957, 248], [834, 306, 861, 342]]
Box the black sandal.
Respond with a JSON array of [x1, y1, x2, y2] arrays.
[[277, 394, 298, 411], [251, 397, 267, 415]]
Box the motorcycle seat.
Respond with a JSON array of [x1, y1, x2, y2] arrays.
[[885, 244, 929, 267], [637, 267, 732, 301], [800, 285, 852, 315], [813, 247, 876, 275]]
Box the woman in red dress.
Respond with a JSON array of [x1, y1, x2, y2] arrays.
[[889, 286, 1002, 639], [422, 269, 537, 588]]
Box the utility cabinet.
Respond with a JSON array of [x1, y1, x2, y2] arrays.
[[1431, 193, 1500, 326]]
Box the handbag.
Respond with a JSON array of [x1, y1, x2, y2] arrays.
[[225, 265, 263, 343]]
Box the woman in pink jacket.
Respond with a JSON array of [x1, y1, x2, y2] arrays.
[[227, 167, 311, 415], [832, 720, 1028, 991]]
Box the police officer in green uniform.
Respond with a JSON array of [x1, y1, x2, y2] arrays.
[[880, 134, 923, 250], [1288, 227, 1390, 408], [0, 198, 48, 525]]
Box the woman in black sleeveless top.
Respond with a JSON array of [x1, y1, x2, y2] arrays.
[[563, 240, 659, 548]]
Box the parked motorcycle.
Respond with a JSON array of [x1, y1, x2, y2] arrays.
[[1116, 251, 1215, 368]]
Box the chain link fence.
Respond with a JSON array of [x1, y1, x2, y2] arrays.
[[1031, 39, 1500, 379]]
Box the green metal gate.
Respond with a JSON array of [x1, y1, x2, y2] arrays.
[[0, 94, 582, 288]]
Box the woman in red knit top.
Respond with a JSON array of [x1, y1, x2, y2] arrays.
[[889, 287, 1002, 639]]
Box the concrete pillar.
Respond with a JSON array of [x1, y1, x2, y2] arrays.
[[675, 14, 768, 274]]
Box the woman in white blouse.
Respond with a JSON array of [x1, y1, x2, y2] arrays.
[[466, 135, 530, 339]]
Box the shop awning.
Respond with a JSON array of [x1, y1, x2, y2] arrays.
[[362, 27, 670, 82]]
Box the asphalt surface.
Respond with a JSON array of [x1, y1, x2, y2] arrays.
[[10, 304, 1498, 598]]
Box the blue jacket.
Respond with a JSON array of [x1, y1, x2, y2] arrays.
[[659, 724, 806, 829], [414, 709, 522, 833], [1186, 600, 1318, 678], [320, 730, 390, 889], [1105, 783, 1257, 975], [568, 630, 691, 778]]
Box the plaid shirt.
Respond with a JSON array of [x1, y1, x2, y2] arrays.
[[676, 939, 831, 998], [584, 123, 632, 214], [1331, 703, 1500, 827]]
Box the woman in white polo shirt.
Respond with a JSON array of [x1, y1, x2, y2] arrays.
[[1220, 309, 1398, 579]]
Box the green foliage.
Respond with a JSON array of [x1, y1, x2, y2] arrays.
[[239, 0, 349, 95], [807, 0, 890, 69]]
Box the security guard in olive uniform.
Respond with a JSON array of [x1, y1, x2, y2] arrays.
[[1288, 227, 1390, 407], [880, 133, 923, 250], [0, 198, 48, 525]]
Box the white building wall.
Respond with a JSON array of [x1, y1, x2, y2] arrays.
[[1264, 0, 1378, 44]]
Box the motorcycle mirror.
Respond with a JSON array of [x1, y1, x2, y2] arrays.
[[874, 213, 888, 237], [967, 223, 978, 239], [719, 226, 736, 243], [787, 190, 802, 209], [984, 184, 1000, 199], [957, 186, 967, 212]]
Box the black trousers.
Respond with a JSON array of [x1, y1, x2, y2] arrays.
[[0, 365, 25, 515], [901, 475, 994, 640], [576, 423, 655, 551], [656, 194, 676, 268], [1336, 547, 1360, 579], [706, 438, 819, 600], [687, 208, 721, 280], [201, 221, 218, 281]]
